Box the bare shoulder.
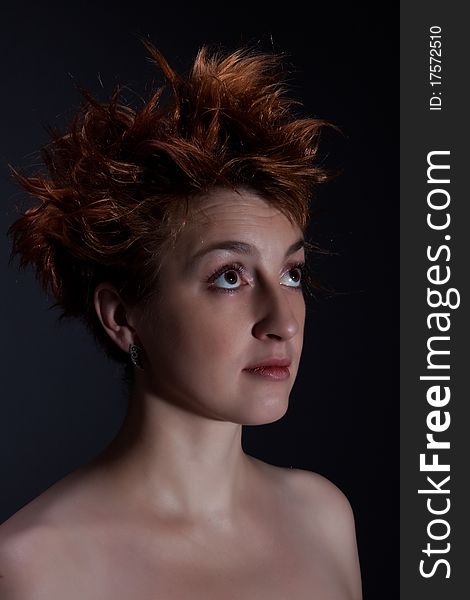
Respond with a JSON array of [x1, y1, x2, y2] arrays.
[[285, 468, 355, 524], [0, 471, 100, 599], [251, 457, 356, 523], [249, 458, 359, 546], [267, 464, 363, 600], [0, 516, 63, 599]]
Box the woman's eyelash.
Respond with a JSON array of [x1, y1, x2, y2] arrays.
[[206, 261, 306, 293], [207, 262, 248, 290]]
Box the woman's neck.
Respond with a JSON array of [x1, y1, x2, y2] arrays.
[[86, 380, 253, 525]]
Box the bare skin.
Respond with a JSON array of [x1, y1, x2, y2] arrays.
[[0, 187, 362, 599]]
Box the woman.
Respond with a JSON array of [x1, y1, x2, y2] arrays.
[[0, 41, 362, 599]]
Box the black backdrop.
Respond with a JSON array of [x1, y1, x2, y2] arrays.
[[0, 2, 398, 598]]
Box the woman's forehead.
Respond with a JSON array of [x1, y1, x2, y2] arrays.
[[193, 187, 277, 214], [166, 187, 304, 263], [186, 187, 300, 233]]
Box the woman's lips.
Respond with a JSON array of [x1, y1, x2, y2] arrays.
[[242, 366, 290, 381]]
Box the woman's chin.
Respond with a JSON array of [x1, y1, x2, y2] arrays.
[[238, 395, 290, 425]]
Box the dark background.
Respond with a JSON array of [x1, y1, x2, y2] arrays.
[[0, 2, 398, 598]]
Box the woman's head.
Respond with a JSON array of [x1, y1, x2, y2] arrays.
[[96, 185, 306, 424], [7, 40, 331, 394]]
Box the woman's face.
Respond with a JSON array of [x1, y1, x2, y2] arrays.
[[135, 187, 306, 425]]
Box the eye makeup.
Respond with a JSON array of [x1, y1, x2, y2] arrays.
[[205, 261, 306, 294]]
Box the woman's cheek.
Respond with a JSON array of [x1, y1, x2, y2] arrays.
[[191, 312, 246, 362]]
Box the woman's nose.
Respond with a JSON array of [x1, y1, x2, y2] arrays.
[[251, 284, 303, 341]]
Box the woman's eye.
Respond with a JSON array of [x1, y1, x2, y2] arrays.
[[209, 263, 304, 292], [213, 269, 243, 289], [282, 266, 303, 288]]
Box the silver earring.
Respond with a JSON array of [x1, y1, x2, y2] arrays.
[[129, 343, 145, 370]]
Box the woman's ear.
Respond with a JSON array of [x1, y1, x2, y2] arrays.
[[93, 282, 140, 353]]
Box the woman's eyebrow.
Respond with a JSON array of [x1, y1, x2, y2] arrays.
[[187, 237, 304, 270]]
